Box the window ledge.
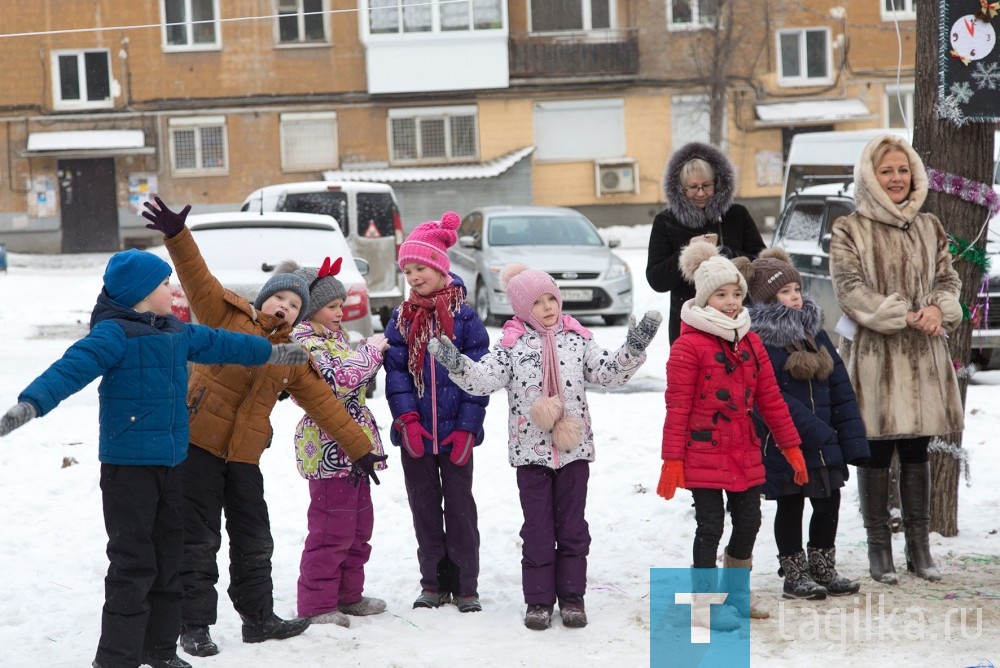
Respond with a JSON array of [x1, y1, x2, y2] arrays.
[[274, 41, 333, 50]]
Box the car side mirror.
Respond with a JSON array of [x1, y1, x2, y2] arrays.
[[354, 257, 370, 277], [608, 237, 621, 248], [459, 235, 480, 249], [820, 233, 832, 255]]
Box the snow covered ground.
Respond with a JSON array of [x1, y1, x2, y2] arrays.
[[0, 226, 997, 667]]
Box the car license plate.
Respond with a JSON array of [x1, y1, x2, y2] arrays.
[[560, 288, 592, 301]]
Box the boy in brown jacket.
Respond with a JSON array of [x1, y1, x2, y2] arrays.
[[142, 198, 385, 658]]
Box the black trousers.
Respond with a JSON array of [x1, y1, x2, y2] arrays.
[[773, 490, 841, 555], [178, 445, 275, 626], [94, 464, 183, 668], [690, 487, 762, 568], [864, 437, 931, 468]]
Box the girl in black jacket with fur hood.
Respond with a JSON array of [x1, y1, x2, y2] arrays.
[[646, 142, 766, 342]]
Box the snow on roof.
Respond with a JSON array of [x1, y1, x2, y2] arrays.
[[755, 98, 873, 125], [323, 146, 534, 183]]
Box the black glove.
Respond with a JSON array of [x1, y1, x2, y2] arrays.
[[0, 402, 37, 437], [349, 452, 389, 487], [142, 196, 191, 239], [427, 335, 465, 374], [626, 310, 663, 355], [266, 343, 309, 366]]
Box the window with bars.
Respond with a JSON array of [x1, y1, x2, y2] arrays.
[[278, 0, 328, 43], [163, 0, 220, 50], [667, 0, 718, 29], [280, 112, 339, 171], [52, 50, 112, 109], [530, 0, 611, 31], [777, 28, 831, 86], [369, 0, 502, 34], [388, 108, 478, 163], [169, 117, 228, 174]]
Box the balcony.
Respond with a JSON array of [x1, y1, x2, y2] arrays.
[[508, 29, 638, 79]]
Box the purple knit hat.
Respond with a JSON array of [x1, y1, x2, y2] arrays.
[[502, 264, 562, 329], [397, 211, 461, 276]]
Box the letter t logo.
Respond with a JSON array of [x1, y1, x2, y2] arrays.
[[674, 592, 730, 643]]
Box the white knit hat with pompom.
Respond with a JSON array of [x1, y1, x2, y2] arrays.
[[679, 239, 748, 308]]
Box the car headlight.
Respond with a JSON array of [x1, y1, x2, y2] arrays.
[[606, 257, 630, 279]]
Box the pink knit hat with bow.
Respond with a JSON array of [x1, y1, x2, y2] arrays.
[[397, 211, 461, 276]]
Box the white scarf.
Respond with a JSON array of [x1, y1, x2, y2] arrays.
[[680, 300, 751, 341]]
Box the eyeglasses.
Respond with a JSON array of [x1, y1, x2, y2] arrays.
[[684, 183, 715, 195]]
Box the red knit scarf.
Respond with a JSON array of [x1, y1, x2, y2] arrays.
[[397, 284, 465, 396]]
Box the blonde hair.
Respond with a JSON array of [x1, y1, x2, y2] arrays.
[[680, 158, 715, 186], [870, 136, 911, 173]]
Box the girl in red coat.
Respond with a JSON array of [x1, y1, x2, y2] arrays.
[[657, 240, 806, 622]]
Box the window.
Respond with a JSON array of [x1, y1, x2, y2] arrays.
[[280, 112, 338, 172], [885, 84, 914, 130], [530, 0, 611, 31], [533, 98, 625, 161], [277, 0, 328, 44], [163, 0, 220, 50], [169, 116, 228, 174], [668, 0, 718, 30], [671, 95, 713, 153], [881, 0, 915, 21], [777, 28, 831, 86], [388, 106, 478, 164], [51, 50, 112, 110], [370, 0, 502, 34]]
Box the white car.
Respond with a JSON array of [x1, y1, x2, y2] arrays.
[[148, 212, 374, 339]]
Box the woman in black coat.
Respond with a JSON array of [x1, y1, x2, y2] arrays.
[[646, 142, 766, 342]]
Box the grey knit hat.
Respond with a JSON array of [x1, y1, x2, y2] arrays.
[[273, 257, 347, 321], [253, 266, 311, 325]]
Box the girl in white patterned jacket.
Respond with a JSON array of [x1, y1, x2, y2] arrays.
[[428, 263, 661, 631]]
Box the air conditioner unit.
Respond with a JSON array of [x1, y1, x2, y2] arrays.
[[595, 160, 638, 196]]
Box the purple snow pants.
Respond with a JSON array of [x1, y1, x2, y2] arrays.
[[516, 459, 591, 606], [400, 450, 480, 597], [297, 476, 374, 618]]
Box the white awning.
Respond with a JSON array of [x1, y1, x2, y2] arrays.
[[755, 99, 875, 127], [323, 146, 535, 183], [24, 130, 150, 155]]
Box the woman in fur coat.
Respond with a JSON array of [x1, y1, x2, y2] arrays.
[[734, 249, 869, 602], [646, 141, 766, 343], [829, 134, 964, 585]]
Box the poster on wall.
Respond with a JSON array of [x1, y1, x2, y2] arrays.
[[27, 175, 57, 218], [128, 173, 158, 215], [938, 0, 1000, 123]]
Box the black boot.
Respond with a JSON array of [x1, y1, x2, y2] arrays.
[[900, 462, 942, 581], [179, 625, 219, 657], [777, 551, 827, 600], [241, 612, 311, 644], [857, 467, 899, 584], [807, 546, 860, 596], [142, 653, 193, 668]]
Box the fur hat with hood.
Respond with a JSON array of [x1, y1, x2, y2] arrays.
[[853, 134, 927, 228], [733, 248, 833, 381], [662, 141, 736, 229]]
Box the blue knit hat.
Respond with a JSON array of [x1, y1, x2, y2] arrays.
[[253, 270, 311, 325], [103, 249, 172, 309]]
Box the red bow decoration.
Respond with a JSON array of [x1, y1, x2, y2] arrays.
[[309, 256, 343, 290], [977, 0, 1000, 21]]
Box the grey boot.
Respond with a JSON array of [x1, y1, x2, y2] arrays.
[[777, 551, 827, 600], [807, 546, 860, 596], [856, 467, 899, 584], [899, 462, 942, 581], [722, 551, 769, 619]]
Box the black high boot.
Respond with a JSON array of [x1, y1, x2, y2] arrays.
[[179, 625, 219, 657], [856, 467, 899, 584], [899, 462, 942, 581], [777, 551, 827, 600], [807, 546, 860, 596], [240, 612, 311, 644]]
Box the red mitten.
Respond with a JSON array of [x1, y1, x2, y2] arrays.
[[656, 460, 686, 501], [394, 412, 430, 459], [782, 446, 809, 486], [442, 430, 476, 466]]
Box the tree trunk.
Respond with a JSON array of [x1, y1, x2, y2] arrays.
[[911, 4, 994, 537]]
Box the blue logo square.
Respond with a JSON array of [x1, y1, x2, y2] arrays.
[[650, 568, 751, 668]]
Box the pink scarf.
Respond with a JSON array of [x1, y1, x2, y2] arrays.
[[397, 284, 464, 396]]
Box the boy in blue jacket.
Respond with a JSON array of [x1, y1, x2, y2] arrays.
[[0, 249, 308, 668]]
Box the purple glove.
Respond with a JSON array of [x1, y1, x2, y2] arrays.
[[394, 412, 430, 459], [442, 430, 475, 466], [142, 196, 191, 239], [349, 452, 389, 487]]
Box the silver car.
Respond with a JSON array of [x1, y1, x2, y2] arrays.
[[448, 206, 632, 326]]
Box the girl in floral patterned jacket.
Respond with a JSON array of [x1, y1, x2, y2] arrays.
[[428, 263, 661, 631], [285, 257, 389, 628]]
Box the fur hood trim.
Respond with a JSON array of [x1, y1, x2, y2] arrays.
[[662, 141, 735, 229], [747, 297, 824, 348], [854, 134, 927, 228]]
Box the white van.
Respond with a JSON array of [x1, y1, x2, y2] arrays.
[[240, 181, 405, 328]]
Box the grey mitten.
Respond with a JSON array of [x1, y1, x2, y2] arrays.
[[266, 342, 309, 366], [0, 402, 37, 437], [626, 310, 663, 355], [427, 335, 466, 374]]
